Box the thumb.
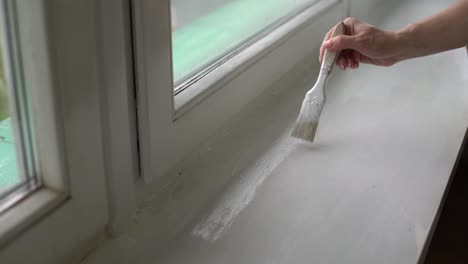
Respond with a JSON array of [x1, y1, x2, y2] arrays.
[[322, 35, 359, 52]]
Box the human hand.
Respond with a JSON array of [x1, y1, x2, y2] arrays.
[[319, 17, 402, 69]]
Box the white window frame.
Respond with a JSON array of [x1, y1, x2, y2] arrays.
[[0, 0, 370, 262], [133, 0, 347, 182], [0, 1, 108, 263]]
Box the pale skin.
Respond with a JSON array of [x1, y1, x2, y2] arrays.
[[319, 0, 468, 70]]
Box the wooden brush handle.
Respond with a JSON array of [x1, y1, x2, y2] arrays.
[[321, 21, 345, 74]]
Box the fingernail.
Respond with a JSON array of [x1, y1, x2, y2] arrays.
[[324, 40, 333, 48]]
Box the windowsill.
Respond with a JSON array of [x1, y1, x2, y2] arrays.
[[86, 0, 468, 254], [86, 42, 468, 263], [173, 0, 340, 119], [0, 188, 67, 248]]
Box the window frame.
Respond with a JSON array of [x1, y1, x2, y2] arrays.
[[0, 1, 109, 263], [0, 0, 68, 244], [171, 0, 323, 88], [132, 0, 346, 183], [0, 0, 41, 213]]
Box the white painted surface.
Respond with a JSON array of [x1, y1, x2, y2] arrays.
[[84, 1, 467, 263], [192, 137, 298, 242], [173, 53, 466, 264]]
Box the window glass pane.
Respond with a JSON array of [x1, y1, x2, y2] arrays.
[[0, 1, 39, 211], [171, 0, 317, 85], [0, 48, 20, 195]]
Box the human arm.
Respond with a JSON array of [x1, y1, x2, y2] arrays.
[[319, 0, 468, 70]]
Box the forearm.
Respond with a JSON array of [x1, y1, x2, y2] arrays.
[[395, 0, 468, 61]]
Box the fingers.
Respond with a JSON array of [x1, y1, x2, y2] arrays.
[[351, 50, 360, 68], [336, 50, 360, 70], [342, 17, 358, 35], [337, 54, 346, 70], [322, 34, 360, 70], [320, 17, 363, 69], [345, 50, 353, 68], [319, 29, 333, 63], [322, 35, 358, 52]]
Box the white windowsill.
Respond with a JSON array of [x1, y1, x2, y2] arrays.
[[0, 188, 66, 247], [84, 43, 468, 264], [84, 0, 468, 260]]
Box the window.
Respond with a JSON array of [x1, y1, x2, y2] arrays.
[[0, 1, 109, 262], [133, 0, 343, 182], [0, 0, 345, 262], [0, 0, 39, 213], [171, 0, 319, 87]]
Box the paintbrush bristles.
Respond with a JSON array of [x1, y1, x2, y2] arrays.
[[291, 92, 324, 142], [291, 21, 344, 142], [291, 120, 318, 142]]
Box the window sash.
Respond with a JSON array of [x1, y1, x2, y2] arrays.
[[172, 0, 320, 88]]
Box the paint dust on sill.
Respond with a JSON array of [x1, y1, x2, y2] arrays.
[[192, 135, 299, 242]]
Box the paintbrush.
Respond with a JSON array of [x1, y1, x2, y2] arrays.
[[291, 21, 345, 142]]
